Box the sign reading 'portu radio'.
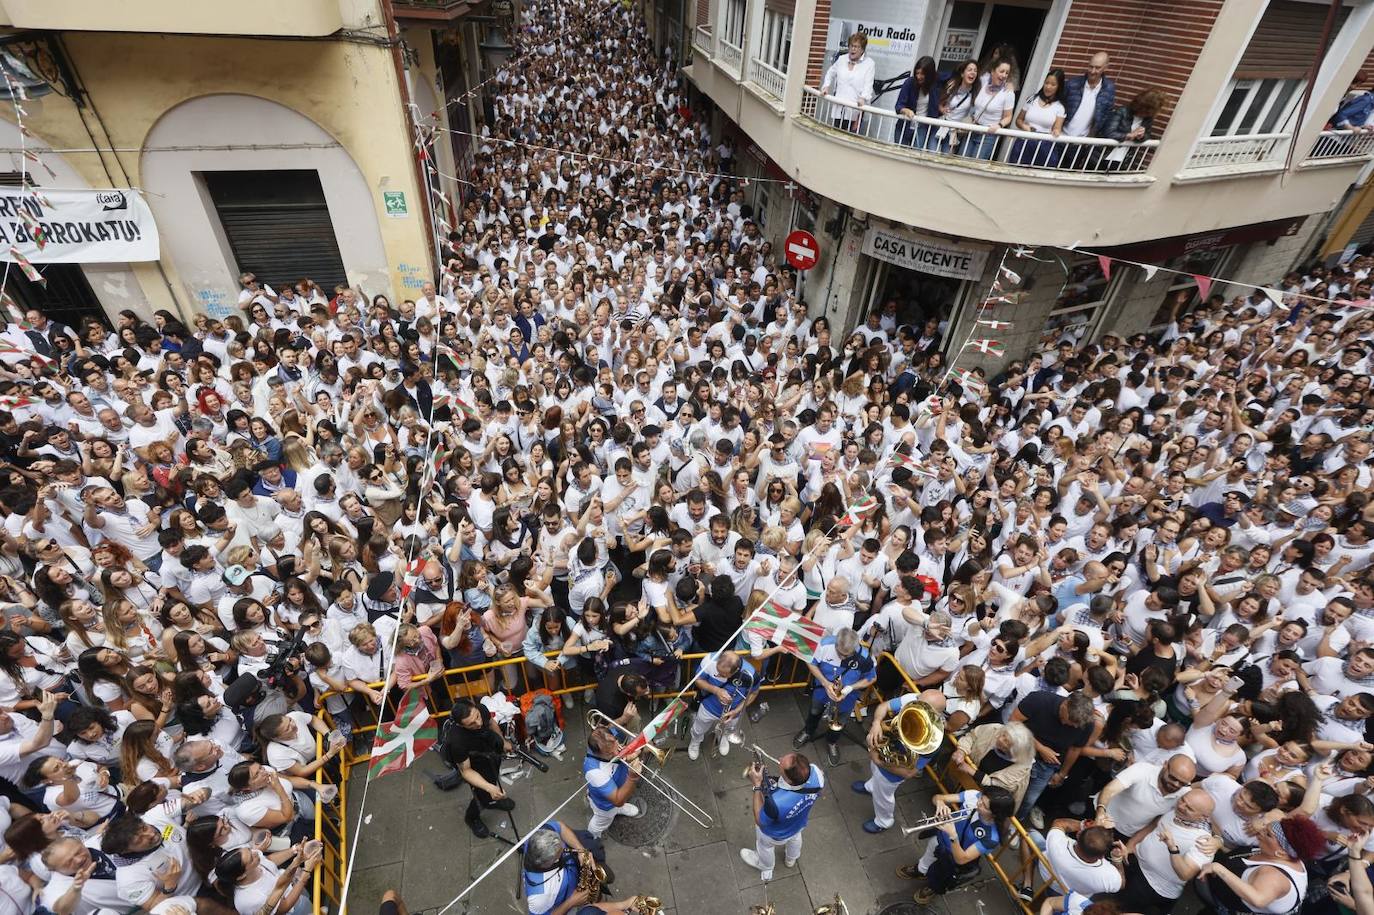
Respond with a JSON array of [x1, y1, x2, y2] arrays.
[[860, 225, 990, 281]]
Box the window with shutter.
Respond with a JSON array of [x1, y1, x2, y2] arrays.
[[1235, 0, 1349, 80], [201, 170, 348, 297]]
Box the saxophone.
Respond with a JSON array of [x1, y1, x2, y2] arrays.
[[575, 850, 606, 904], [819, 669, 846, 731], [630, 896, 664, 915]]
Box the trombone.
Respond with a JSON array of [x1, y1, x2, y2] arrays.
[[585, 709, 715, 829]]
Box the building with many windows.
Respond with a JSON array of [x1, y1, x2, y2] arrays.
[[671, 0, 1374, 365], [0, 0, 491, 326]]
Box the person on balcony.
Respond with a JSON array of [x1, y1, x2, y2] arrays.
[[895, 56, 942, 150], [822, 32, 876, 133], [1098, 89, 1166, 171], [1062, 52, 1117, 140], [934, 59, 979, 155], [1009, 69, 1067, 169], [1330, 72, 1374, 132], [963, 60, 1016, 161]]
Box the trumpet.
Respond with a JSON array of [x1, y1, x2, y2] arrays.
[[819, 671, 846, 732], [585, 709, 715, 828], [900, 806, 975, 835]]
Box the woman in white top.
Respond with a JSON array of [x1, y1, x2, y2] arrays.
[[934, 59, 981, 155], [821, 33, 876, 133], [964, 61, 1016, 160], [213, 843, 322, 915], [1010, 69, 1067, 168]]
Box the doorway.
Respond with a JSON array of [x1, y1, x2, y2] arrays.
[[863, 258, 970, 347], [934, 1, 1050, 87]]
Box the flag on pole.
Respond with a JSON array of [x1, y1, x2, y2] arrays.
[[8, 248, 43, 286], [616, 697, 689, 759], [432, 445, 451, 476], [891, 450, 938, 479], [950, 369, 985, 391], [368, 690, 438, 779], [453, 396, 478, 421], [397, 556, 426, 600], [744, 601, 827, 663], [976, 319, 1012, 330], [837, 494, 879, 528], [965, 338, 1005, 356]]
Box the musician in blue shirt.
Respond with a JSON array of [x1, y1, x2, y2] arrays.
[[686, 650, 759, 760], [582, 725, 644, 838], [855, 690, 944, 833], [521, 821, 644, 915], [792, 629, 877, 766], [739, 751, 825, 882], [898, 787, 1014, 906]]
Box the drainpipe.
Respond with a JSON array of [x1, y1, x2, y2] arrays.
[[379, 0, 442, 278]]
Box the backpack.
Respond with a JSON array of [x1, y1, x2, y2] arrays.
[[520, 689, 565, 755]]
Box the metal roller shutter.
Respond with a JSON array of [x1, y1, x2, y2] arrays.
[[1352, 203, 1374, 248], [202, 170, 347, 296], [1236, 0, 1350, 80]]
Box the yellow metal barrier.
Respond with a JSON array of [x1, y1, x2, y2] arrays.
[[309, 647, 815, 912], [879, 652, 1068, 913], [307, 646, 1062, 914]]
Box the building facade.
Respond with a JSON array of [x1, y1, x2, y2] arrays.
[[0, 0, 493, 327], [675, 0, 1374, 368]]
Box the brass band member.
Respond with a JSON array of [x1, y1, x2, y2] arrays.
[[856, 690, 946, 833], [792, 629, 877, 767], [687, 650, 759, 760], [583, 726, 644, 838], [521, 821, 645, 914], [739, 752, 825, 883]]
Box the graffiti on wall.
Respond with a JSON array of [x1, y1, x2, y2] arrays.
[[193, 287, 234, 318], [396, 262, 427, 290]]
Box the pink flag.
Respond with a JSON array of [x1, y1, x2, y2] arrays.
[[1097, 255, 1113, 280], [1194, 275, 1213, 301]]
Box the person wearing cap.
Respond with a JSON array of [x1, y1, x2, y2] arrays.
[[361, 571, 402, 624]]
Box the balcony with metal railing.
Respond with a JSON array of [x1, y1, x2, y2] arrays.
[[798, 88, 1160, 179], [1306, 127, 1374, 166], [716, 35, 744, 78], [747, 57, 787, 104], [1182, 132, 1292, 176], [693, 23, 713, 57]]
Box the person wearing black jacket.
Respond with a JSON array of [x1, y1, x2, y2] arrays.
[[438, 699, 515, 838]]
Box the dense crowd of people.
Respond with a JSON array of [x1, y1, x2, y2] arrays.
[[0, 1, 1368, 915]]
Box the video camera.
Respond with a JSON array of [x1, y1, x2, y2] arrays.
[[261, 626, 308, 690]]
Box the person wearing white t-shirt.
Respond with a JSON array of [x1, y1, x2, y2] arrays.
[[1010, 72, 1067, 167], [964, 61, 1015, 160], [1115, 791, 1219, 909], [1094, 755, 1195, 840]]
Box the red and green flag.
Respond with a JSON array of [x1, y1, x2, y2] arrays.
[[837, 494, 879, 528], [965, 338, 1005, 356], [744, 600, 827, 663], [617, 697, 688, 759], [368, 689, 437, 779], [949, 369, 985, 391], [453, 396, 478, 421], [891, 451, 937, 479]]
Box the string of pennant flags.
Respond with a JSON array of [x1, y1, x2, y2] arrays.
[[0, 65, 50, 324]]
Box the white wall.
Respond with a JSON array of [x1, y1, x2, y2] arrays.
[[0, 117, 154, 320], [139, 94, 390, 320]]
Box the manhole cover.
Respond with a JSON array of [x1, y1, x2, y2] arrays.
[[605, 777, 677, 846]]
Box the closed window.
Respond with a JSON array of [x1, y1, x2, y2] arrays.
[[1211, 78, 1303, 137]]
